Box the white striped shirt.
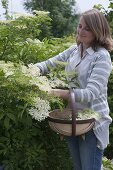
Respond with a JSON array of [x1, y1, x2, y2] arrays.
[[35, 45, 112, 150]]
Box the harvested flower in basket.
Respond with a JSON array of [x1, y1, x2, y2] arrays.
[[66, 109, 101, 121]]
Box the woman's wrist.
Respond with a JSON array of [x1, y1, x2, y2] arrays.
[[51, 89, 69, 100]]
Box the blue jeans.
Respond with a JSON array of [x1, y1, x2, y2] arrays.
[[0, 166, 3, 170], [65, 130, 103, 170]]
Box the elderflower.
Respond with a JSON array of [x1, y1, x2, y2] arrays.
[[26, 38, 44, 45], [28, 97, 50, 121], [14, 12, 34, 19], [33, 10, 50, 15], [49, 78, 68, 89], [5, 71, 14, 77], [66, 109, 101, 121], [30, 76, 52, 92], [21, 63, 40, 77], [0, 60, 14, 77], [76, 109, 101, 120], [27, 63, 41, 76], [0, 60, 53, 122]]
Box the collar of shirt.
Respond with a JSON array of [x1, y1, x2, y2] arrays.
[[86, 47, 95, 56], [78, 44, 95, 56]]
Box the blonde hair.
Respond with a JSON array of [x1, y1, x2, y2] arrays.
[[76, 9, 113, 51]]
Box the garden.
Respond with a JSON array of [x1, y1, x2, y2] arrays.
[[0, 0, 113, 169]]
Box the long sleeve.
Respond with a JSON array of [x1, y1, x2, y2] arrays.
[[34, 45, 76, 74]]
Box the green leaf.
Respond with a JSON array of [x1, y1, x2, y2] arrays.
[[0, 112, 4, 120], [4, 116, 10, 129], [7, 113, 16, 122]]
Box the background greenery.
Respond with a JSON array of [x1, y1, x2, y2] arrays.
[[0, 0, 113, 169]]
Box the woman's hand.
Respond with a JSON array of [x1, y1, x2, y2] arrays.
[[49, 89, 69, 100]]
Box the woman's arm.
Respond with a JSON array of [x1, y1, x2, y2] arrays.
[[34, 45, 76, 75], [73, 52, 112, 103], [50, 89, 70, 100]]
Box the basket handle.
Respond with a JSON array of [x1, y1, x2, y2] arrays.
[[69, 89, 77, 136]]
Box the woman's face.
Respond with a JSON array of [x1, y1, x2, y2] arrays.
[[77, 16, 95, 48]]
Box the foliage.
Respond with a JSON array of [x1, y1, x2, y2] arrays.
[[0, 61, 72, 170], [23, 0, 79, 37], [102, 157, 113, 170], [106, 0, 113, 61], [0, 11, 52, 63], [1, 0, 9, 20], [94, 0, 113, 61], [0, 12, 76, 169], [0, 12, 75, 64], [104, 69, 113, 160]]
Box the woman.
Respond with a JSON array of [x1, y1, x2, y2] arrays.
[[35, 9, 113, 170]]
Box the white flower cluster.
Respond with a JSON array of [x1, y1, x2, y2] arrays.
[[0, 20, 12, 24], [76, 109, 101, 120], [26, 38, 44, 45], [21, 63, 40, 77], [21, 63, 52, 92], [0, 61, 52, 122], [0, 60, 14, 77], [0, 61, 41, 78], [21, 64, 52, 120], [49, 78, 68, 89], [66, 109, 101, 121], [13, 12, 34, 19], [33, 10, 50, 15], [28, 97, 50, 121], [30, 76, 52, 92]]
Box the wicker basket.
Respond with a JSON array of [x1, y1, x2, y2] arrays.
[[48, 89, 95, 136]]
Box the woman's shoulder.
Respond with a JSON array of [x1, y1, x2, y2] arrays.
[[67, 44, 78, 57], [96, 47, 110, 58], [94, 48, 112, 68], [68, 44, 78, 51]]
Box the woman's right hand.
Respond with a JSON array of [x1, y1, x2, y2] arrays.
[[48, 89, 69, 100]]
